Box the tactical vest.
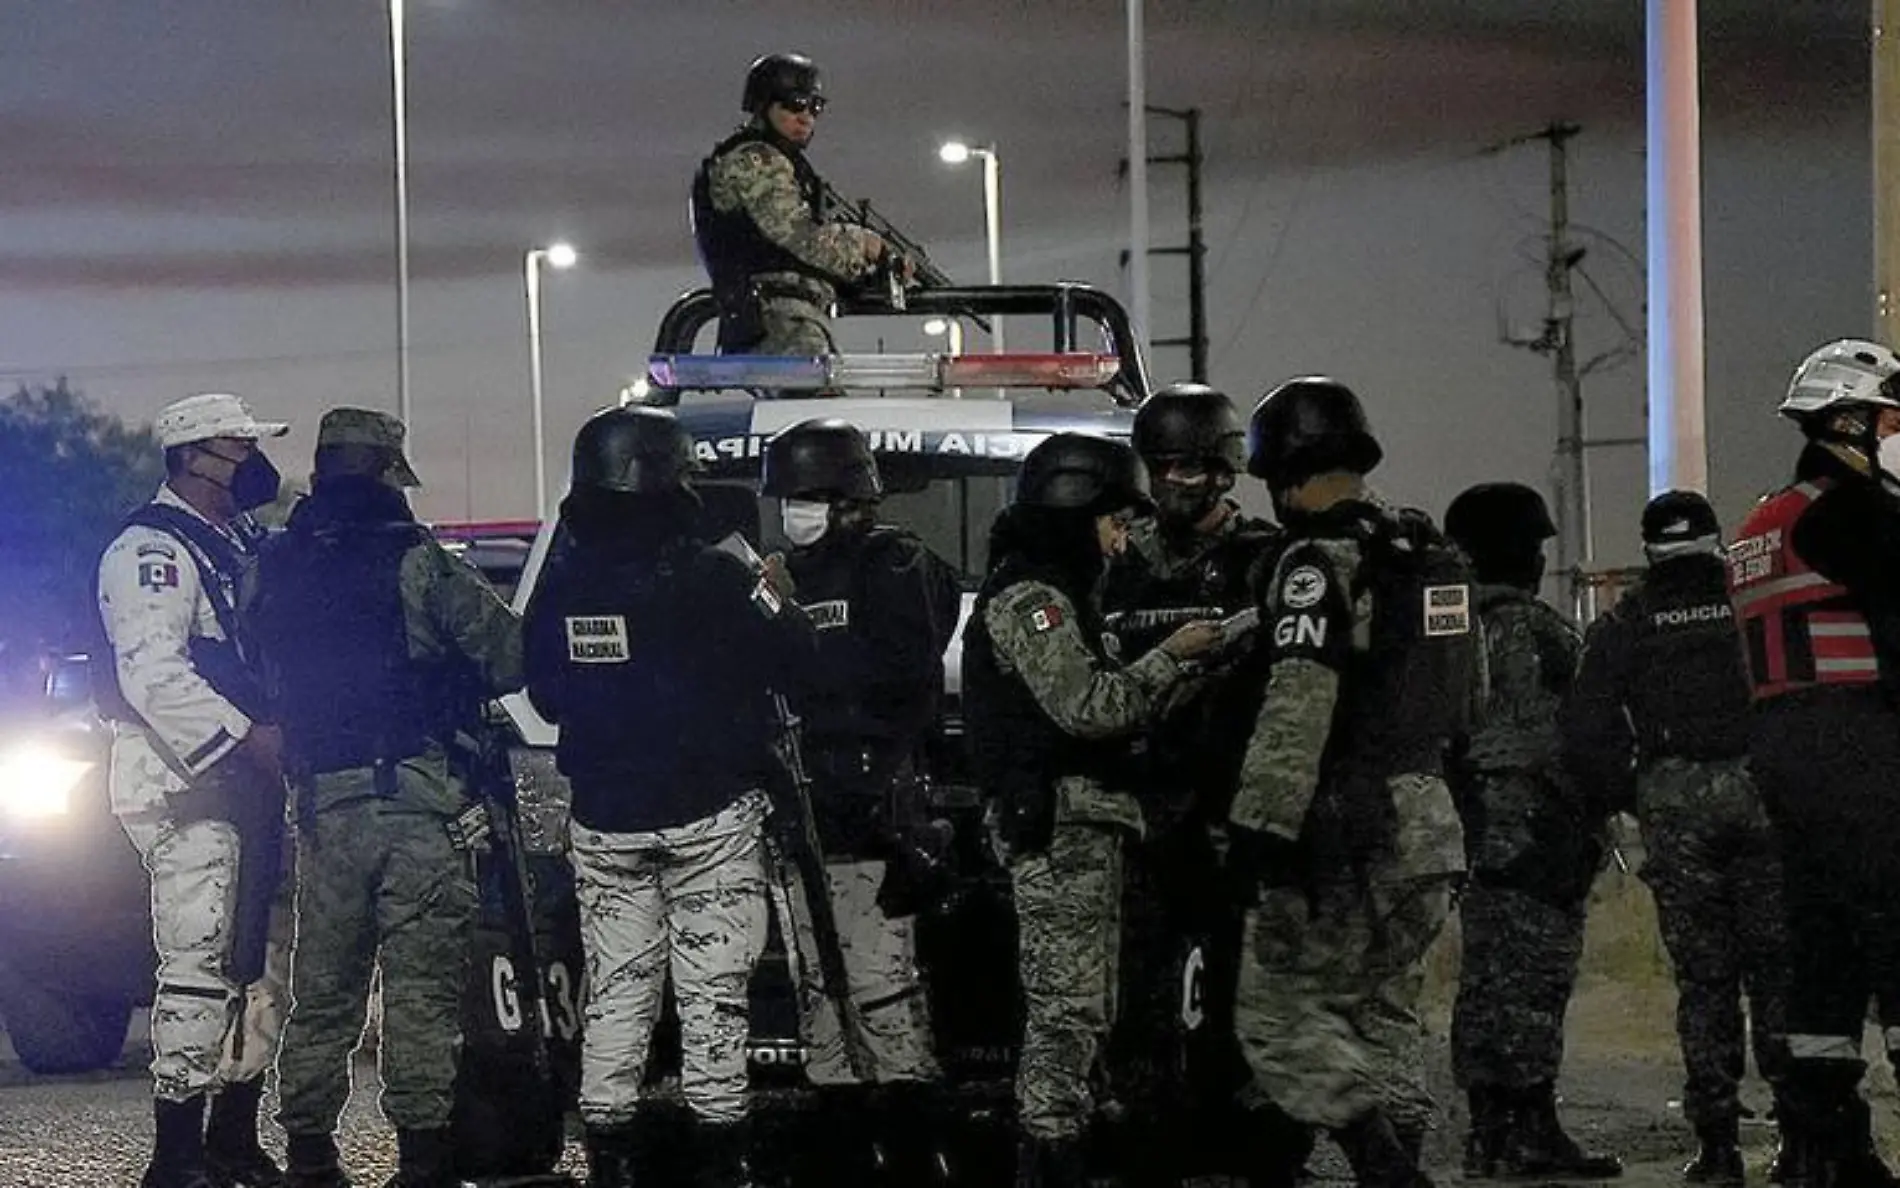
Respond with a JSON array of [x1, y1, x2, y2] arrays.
[[256, 521, 451, 775], [92, 503, 268, 727], [788, 526, 959, 746], [963, 556, 1126, 835], [1330, 508, 1479, 777], [1618, 556, 1752, 760], [691, 128, 835, 300], [1729, 480, 1880, 699]]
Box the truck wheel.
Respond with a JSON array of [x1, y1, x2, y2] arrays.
[[0, 977, 134, 1075]]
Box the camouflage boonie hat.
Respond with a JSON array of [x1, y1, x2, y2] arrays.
[[317, 407, 422, 488]]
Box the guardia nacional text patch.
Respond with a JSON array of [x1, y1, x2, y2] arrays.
[[1423, 585, 1472, 637], [566, 615, 630, 663]]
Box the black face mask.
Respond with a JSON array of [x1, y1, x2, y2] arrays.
[[197, 447, 282, 512]]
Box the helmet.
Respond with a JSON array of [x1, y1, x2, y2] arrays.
[[1443, 482, 1557, 556], [1016, 433, 1153, 514], [760, 419, 881, 500], [1132, 383, 1245, 473], [570, 407, 699, 495], [1245, 377, 1383, 488], [1641, 489, 1721, 548], [1780, 339, 1900, 424], [742, 53, 822, 115]]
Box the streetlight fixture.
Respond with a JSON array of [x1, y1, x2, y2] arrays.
[[525, 242, 578, 522], [937, 139, 1004, 352]]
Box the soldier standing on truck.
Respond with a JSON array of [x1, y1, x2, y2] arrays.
[[1101, 383, 1283, 1183], [759, 418, 964, 1183], [95, 392, 292, 1188], [692, 52, 898, 355]]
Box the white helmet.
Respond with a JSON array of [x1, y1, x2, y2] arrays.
[[1779, 338, 1900, 421]]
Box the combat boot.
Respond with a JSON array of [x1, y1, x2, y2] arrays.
[[1234, 1104, 1317, 1188], [142, 1096, 221, 1188], [1682, 1118, 1744, 1186], [583, 1124, 638, 1188], [205, 1078, 287, 1188], [873, 1081, 953, 1184], [1496, 1081, 1623, 1179], [382, 1128, 458, 1188], [1335, 1109, 1433, 1188], [1464, 1087, 1507, 1179], [691, 1117, 755, 1188], [284, 1134, 353, 1188], [1013, 1131, 1088, 1188]]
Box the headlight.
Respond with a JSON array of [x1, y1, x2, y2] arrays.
[[0, 744, 94, 818]]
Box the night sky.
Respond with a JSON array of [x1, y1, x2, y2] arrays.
[[0, 0, 1873, 567]]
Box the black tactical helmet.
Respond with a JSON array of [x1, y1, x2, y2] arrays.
[[571, 407, 700, 495], [742, 53, 822, 115], [1443, 482, 1557, 555], [1016, 433, 1154, 514], [1641, 489, 1721, 547], [760, 418, 881, 500], [1245, 377, 1383, 488], [1132, 383, 1246, 472]]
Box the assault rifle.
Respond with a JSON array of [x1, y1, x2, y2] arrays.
[[818, 181, 992, 333]]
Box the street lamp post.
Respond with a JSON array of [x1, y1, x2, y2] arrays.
[[938, 141, 1004, 353], [389, 0, 412, 437], [525, 242, 578, 522]]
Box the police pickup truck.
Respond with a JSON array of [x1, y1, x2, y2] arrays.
[[489, 285, 1258, 1173]]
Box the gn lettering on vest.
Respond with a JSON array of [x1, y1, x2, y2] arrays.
[[565, 615, 630, 663], [1274, 614, 1328, 649]]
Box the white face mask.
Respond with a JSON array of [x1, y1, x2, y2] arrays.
[[780, 499, 831, 546], [1879, 433, 1900, 484]]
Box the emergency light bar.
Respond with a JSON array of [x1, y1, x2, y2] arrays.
[[646, 352, 1122, 394]]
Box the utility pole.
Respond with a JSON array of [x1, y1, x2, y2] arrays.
[[1493, 121, 1590, 618], [1120, 106, 1209, 383], [1877, 0, 1900, 344]]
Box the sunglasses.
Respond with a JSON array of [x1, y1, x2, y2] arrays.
[[779, 95, 827, 116]]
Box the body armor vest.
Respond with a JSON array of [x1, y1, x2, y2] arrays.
[[1618, 556, 1753, 759], [691, 128, 835, 300], [1729, 480, 1880, 700]]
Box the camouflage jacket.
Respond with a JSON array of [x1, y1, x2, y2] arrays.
[[704, 131, 870, 305]]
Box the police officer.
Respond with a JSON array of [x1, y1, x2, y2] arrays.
[[96, 392, 292, 1188], [1224, 378, 1476, 1188], [1564, 490, 1788, 1185], [962, 432, 1220, 1187], [525, 407, 810, 1188], [1443, 481, 1621, 1181], [1729, 340, 1900, 1188], [250, 409, 523, 1188], [756, 418, 961, 1180], [1102, 383, 1283, 1182], [692, 53, 892, 355]]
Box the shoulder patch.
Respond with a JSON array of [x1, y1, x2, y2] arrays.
[[1029, 604, 1065, 633], [138, 559, 181, 594], [136, 540, 177, 561], [1423, 584, 1472, 637], [1281, 564, 1328, 609], [565, 615, 630, 663]]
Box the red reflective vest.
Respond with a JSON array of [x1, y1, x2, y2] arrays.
[[1727, 480, 1880, 700]]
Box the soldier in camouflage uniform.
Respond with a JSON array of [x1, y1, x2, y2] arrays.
[[1224, 378, 1477, 1188], [525, 408, 815, 1188], [1102, 383, 1284, 1183], [691, 53, 892, 355], [97, 392, 293, 1188], [1564, 490, 1788, 1186], [253, 409, 524, 1188], [962, 433, 1222, 1188], [1443, 482, 1623, 1181]]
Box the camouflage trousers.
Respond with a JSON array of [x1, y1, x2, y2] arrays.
[[119, 808, 293, 1103], [276, 795, 478, 1134], [769, 856, 939, 1086], [1235, 875, 1455, 1132], [1009, 822, 1126, 1141], [1451, 881, 1586, 1089], [569, 792, 769, 1126], [757, 297, 836, 356], [1637, 756, 1789, 1128]]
